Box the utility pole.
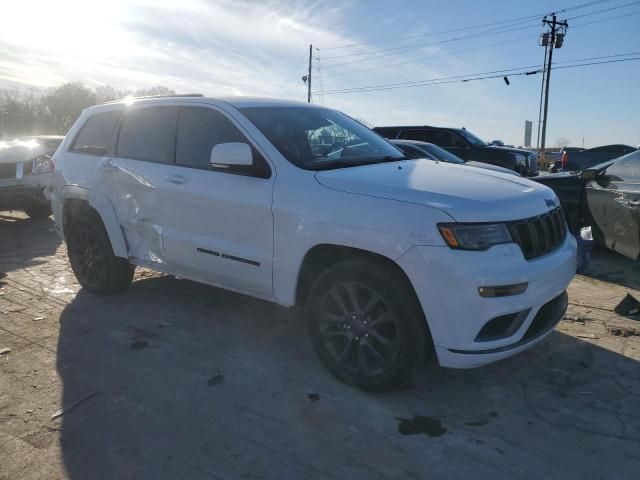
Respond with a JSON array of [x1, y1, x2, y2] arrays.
[[539, 14, 568, 157], [307, 44, 313, 103], [535, 40, 548, 151]]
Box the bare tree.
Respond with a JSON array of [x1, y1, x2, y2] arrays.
[[0, 82, 176, 136], [41, 82, 97, 133], [134, 85, 175, 97]]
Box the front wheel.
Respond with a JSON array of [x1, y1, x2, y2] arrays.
[[307, 258, 428, 391], [67, 216, 134, 294]]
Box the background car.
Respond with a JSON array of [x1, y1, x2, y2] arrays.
[[0, 135, 63, 218], [391, 139, 519, 176], [374, 125, 539, 176], [549, 144, 637, 172], [534, 150, 639, 260]]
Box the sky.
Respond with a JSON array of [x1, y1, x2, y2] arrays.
[[0, 0, 638, 147]]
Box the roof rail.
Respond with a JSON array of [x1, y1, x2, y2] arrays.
[[100, 93, 204, 105]]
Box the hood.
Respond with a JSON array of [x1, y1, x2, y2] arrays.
[[0, 139, 45, 164], [486, 145, 532, 156], [315, 159, 559, 222], [465, 161, 519, 176]]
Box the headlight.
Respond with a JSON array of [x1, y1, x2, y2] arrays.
[[438, 223, 512, 251], [32, 154, 53, 175]]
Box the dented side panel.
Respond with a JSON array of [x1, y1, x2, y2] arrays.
[[93, 156, 170, 265], [586, 180, 640, 260]]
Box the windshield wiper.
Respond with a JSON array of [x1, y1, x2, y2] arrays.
[[312, 156, 408, 171], [378, 155, 410, 163]]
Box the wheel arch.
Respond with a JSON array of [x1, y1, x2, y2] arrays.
[[62, 190, 128, 258], [294, 244, 421, 314]]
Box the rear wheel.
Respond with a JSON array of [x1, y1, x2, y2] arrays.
[[307, 258, 428, 391], [24, 204, 51, 219], [67, 215, 134, 294]]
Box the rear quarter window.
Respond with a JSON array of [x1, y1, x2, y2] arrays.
[[70, 110, 121, 156]]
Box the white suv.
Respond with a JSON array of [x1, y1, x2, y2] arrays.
[[51, 95, 577, 390]]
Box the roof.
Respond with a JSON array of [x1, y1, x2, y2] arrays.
[[23, 135, 65, 140], [96, 95, 318, 110]]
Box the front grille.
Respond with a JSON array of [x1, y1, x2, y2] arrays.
[[509, 207, 567, 260], [0, 162, 17, 179]]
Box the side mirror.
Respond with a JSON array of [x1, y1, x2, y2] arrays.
[[210, 142, 253, 169], [490, 140, 504, 146], [579, 169, 599, 181]]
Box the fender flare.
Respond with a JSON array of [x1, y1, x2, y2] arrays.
[[86, 190, 128, 258]]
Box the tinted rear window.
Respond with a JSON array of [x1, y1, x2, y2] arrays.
[[117, 107, 177, 163], [71, 111, 120, 155]]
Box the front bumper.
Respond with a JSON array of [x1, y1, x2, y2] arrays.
[[397, 233, 576, 368]]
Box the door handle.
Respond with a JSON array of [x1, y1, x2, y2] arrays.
[[164, 175, 188, 185]]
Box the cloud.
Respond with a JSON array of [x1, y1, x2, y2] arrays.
[[0, 0, 543, 144]]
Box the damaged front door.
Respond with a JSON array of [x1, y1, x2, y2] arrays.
[[586, 152, 640, 260]]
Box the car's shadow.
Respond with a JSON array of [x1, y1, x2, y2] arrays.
[[0, 212, 61, 275], [56, 275, 640, 480], [584, 245, 640, 291]]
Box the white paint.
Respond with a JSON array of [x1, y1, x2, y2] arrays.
[[51, 96, 577, 369]]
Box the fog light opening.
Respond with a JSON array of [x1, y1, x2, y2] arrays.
[[478, 283, 528, 298]]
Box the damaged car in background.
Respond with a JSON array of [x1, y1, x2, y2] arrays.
[[534, 150, 640, 260], [0, 136, 63, 218]]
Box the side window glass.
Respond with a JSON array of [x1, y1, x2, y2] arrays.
[[402, 130, 427, 142], [117, 107, 177, 163], [176, 107, 246, 169], [399, 145, 421, 159], [429, 131, 453, 148], [176, 107, 270, 177], [71, 111, 121, 155], [450, 132, 468, 149]]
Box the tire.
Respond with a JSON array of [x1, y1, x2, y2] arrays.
[[24, 204, 52, 219], [67, 214, 134, 294], [307, 257, 429, 392]]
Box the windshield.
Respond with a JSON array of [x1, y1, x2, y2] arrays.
[[455, 128, 487, 147], [421, 143, 465, 164], [241, 106, 405, 170]]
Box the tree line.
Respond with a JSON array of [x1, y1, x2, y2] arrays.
[[0, 82, 175, 138]]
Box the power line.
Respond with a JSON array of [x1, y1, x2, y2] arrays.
[[314, 55, 639, 95], [566, 0, 640, 19], [320, 7, 639, 77], [321, 20, 541, 63], [327, 34, 533, 78], [570, 7, 640, 27], [320, 0, 613, 51], [319, 0, 636, 70], [319, 52, 637, 95]]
